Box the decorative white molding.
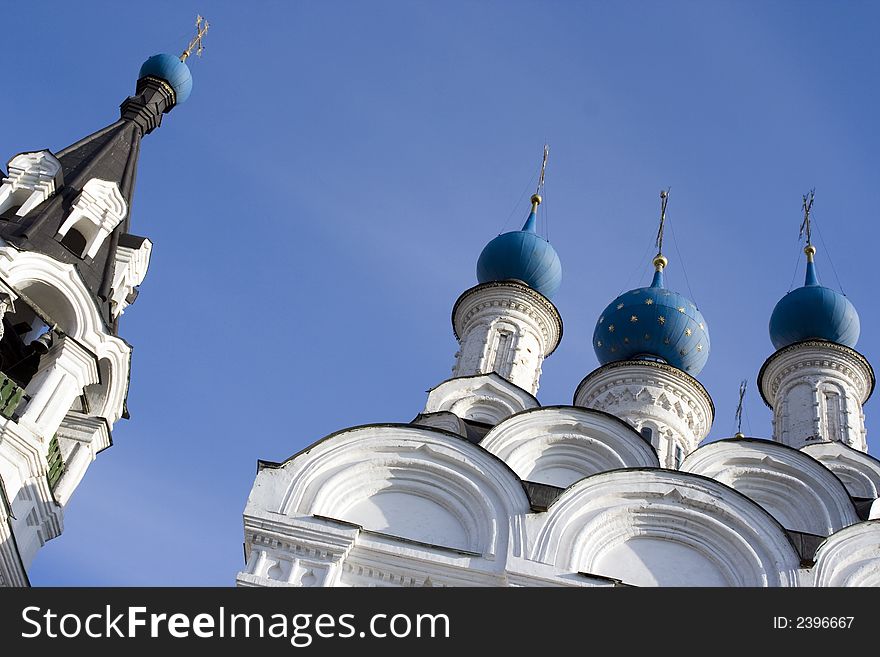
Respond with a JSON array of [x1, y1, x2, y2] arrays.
[[110, 237, 151, 318], [574, 360, 714, 467], [247, 425, 530, 560], [813, 522, 880, 587], [0, 151, 62, 217], [480, 406, 658, 488], [530, 469, 801, 587], [681, 439, 860, 535], [451, 282, 562, 395], [56, 179, 127, 259], [800, 442, 880, 499], [411, 412, 467, 437], [17, 334, 99, 441], [52, 412, 111, 507], [0, 250, 132, 425], [759, 341, 873, 451], [424, 374, 539, 426]]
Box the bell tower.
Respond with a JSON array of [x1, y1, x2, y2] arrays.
[[0, 22, 206, 586]]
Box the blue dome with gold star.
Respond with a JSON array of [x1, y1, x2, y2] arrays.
[[477, 195, 562, 299], [593, 258, 710, 375], [769, 246, 859, 350]]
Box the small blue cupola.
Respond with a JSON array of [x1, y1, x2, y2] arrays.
[[476, 193, 563, 299], [769, 244, 860, 350]]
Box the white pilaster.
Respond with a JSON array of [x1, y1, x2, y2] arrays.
[[759, 340, 873, 452], [574, 360, 714, 468], [451, 281, 562, 396], [17, 334, 100, 441]]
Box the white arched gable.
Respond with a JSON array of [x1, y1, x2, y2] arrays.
[[261, 425, 530, 558], [531, 469, 801, 587], [424, 373, 539, 426], [681, 439, 859, 536], [801, 442, 880, 499], [0, 249, 131, 423], [480, 406, 659, 488], [813, 522, 880, 587]]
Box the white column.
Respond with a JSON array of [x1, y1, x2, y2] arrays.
[[17, 334, 99, 441], [451, 281, 562, 395], [574, 360, 714, 468], [759, 340, 872, 452]]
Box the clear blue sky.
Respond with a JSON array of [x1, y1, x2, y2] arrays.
[[2, 1, 877, 585]]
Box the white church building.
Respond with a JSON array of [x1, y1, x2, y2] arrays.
[[238, 190, 880, 588]]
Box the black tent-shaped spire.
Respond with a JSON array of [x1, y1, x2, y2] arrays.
[[0, 75, 179, 333]]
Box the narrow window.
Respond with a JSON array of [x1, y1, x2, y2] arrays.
[[488, 329, 514, 377], [824, 391, 842, 442], [674, 444, 684, 469]]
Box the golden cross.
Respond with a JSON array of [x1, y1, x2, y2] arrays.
[[799, 188, 815, 246], [181, 14, 210, 62]]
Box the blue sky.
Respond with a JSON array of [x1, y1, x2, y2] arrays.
[[1, 1, 877, 585]]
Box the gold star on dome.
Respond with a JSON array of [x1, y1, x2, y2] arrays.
[[696, 344, 703, 352], [680, 349, 687, 356], [698, 322, 704, 330], [645, 298, 654, 305], [610, 346, 617, 353], [685, 328, 692, 337], [596, 340, 603, 348], [664, 337, 671, 344], [623, 337, 630, 344], [630, 315, 638, 322], [658, 316, 666, 325], [608, 325, 615, 332], [677, 307, 685, 313], [617, 303, 624, 310], [599, 316, 605, 324]]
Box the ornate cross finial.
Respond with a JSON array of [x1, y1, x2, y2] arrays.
[[530, 144, 549, 212], [799, 188, 815, 247], [652, 188, 671, 271], [734, 379, 747, 438], [181, 14, 210, 62], [536, 144, 550, 195], [656, 188, 670, 255]]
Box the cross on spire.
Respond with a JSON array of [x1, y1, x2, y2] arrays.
[[181, 14, 210, 62], [734, 379, 747, 438], [799, 188, 815, 247], [656, 188, 670, 256], [536, 144, 549, 196]]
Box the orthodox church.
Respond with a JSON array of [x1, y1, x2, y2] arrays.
[[239, 176, 880, 587], [0, 41, 200, 586]]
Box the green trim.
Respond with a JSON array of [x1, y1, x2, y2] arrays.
[[47, 435, 64, 490], [0, 373, 25, 419]]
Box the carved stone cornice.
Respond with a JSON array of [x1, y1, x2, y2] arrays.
[[451, 280, 563, 356], [574, 359, 715, 417], [759, 340, 875, 408]]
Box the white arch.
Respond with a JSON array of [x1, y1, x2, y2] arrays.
[[801, 442, 880, 499], [258, 424, 530, 559], [480, 406, 658, 488], [0, 249, 131, 424], [813, 522, 880, 587], [424, 374, 539, 425], [681, 439, 859, 535], [531, 469, 801, 586]]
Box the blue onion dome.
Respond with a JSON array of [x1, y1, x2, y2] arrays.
[[477, 194, 562, 299], [593, 254, 710, 375], [769, 245, 860, 350], [139, 54, 193, 104]]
